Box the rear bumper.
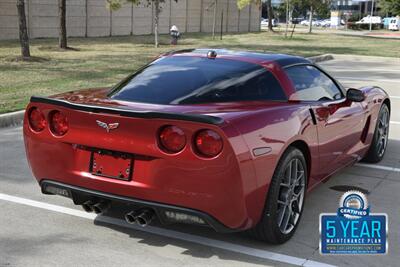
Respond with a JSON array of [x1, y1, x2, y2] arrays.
[[41, 180, 239, 233], [24, 100, 265, 230]]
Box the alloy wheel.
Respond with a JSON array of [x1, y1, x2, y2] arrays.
[[276, 158, 306, 234], [377, 107, 390, 158]]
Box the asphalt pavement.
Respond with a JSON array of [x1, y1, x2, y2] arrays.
[[1, 54, 400, 267]]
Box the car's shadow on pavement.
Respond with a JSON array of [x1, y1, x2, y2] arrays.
[[92, 138, 400, 265], [93, 214, 277, 266]]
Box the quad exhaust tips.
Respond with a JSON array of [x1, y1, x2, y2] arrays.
[[82, 200, 110, 214], [125, 210, 141, 224], [125, 209, 155, 227]]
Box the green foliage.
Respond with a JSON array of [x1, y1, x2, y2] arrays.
[[237, 0, 261, 10], [291, 0, 331, 18], [379, 0, 400, 16], [273, 3, 287, 18]]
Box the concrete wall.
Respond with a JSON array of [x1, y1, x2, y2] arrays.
[[0, 0, 261, 40]]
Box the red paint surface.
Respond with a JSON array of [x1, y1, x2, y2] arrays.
[[23, 53, 390, 230]]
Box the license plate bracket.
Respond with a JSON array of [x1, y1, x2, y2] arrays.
[[89, 149, 133, 181]]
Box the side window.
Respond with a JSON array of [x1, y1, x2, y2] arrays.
[[285, 65, 343, 101], [228, 70, 287, 101]]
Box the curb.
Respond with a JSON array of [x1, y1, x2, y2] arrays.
[[0, 110, 25, 128], [308, 54, 334, 63]]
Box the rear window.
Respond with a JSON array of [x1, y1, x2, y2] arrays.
[[109, 56, 286, 105]]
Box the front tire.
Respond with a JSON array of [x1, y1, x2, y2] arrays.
[[248, 147, 307, 244], [363, 104, 390, 163]]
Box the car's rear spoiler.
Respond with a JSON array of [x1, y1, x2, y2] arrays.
[[30, 96, 224, 125]]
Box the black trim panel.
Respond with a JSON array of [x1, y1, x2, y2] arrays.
[[30, 96, 224, 125], [40, 180, 239, 233], [309, 108, 317, 125]]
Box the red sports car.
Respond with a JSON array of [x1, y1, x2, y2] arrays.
[[23, 49, 390, 244]]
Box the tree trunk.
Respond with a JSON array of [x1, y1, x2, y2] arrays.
[[267, 0, 274, 32], [59, 0, 67, 49], [16, 0, 30, 58], [308, 5, 313, 34], [154, 0, 159, 48]]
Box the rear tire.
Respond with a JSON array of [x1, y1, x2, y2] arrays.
[[248, 147, 307, 244], [363, 104, 390, 163]]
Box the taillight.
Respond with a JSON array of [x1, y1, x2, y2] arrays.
[[158, 125, 186, 153], [194, 129, 223, 158], [28, 107, 46, 132], [49, 111, 69, 136]]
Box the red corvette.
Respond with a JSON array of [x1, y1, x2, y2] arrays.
[[23, 49, 390, 243]]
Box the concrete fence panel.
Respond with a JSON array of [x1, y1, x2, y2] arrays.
[[186, 0, 201, 33], [0, 0, 260, 40]]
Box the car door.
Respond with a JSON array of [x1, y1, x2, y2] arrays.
[[285, 64, 366, 179]]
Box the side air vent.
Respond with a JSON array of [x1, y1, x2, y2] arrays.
[[309, 109, 317, 125], [360, 115, 371, 143]]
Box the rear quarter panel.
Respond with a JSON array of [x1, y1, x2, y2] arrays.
[[225, 102, 319, 223]]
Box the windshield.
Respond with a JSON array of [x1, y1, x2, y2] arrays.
[[109, 56, 286, 105]]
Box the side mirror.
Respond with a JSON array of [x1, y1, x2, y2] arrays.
[[346, 88, 365, 102]]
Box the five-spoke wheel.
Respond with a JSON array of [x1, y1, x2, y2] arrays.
[[248, 147, 307, 244]]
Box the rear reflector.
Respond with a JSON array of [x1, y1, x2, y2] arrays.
[[194, 129, 223, 158], [28, 107, 47, 132], [158, 125, 186, 153], [49, 111, 69, 136]]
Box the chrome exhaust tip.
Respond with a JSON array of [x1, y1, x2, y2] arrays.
[[136, 209, 155, 227], [82, 200, 95, 213], [125, 210, 140, 224], [92, 201, 110, 214]]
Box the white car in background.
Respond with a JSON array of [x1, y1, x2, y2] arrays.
[[300, 19, 309, 26], [356, 16, 382, 24], [389, 17, 400, 31], [261, 18, 278, 27], [320, 19, 331, 27]]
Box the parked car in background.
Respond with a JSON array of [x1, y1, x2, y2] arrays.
[[320, 19, 331, 28], [261, 18, 278, 27], [312, 20, 321, 27], [389, 17, 400, 31], [292, 17, 305, 24], [300, 19, 309, 26], [356, 15, 382, 24]]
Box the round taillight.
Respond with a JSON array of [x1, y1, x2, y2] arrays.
[[28, 107, 47, 132], [159, 125, 186, 153], [49, 111, 69, 136], [194, 130, 223, 158]]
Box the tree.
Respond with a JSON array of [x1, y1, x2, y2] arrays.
[[379, 0, 400, 16], [265, 0, 274, 32], [238, 0, 272, 31], [107, 0, 177, 48], [59, 0, 67, 49], [291, 0, 331, 33], [237, 0, 274, 31], [16, 0, 30, 58]]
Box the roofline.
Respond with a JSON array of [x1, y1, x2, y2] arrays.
[[161, 48, 310, 68]]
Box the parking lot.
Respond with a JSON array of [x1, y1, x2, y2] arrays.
[[0, 55, 399, 267]]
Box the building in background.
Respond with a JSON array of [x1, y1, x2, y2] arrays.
[[0, 0, 261, 41], [264, 0, 379, 20], [332, 0, 379, 18]]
